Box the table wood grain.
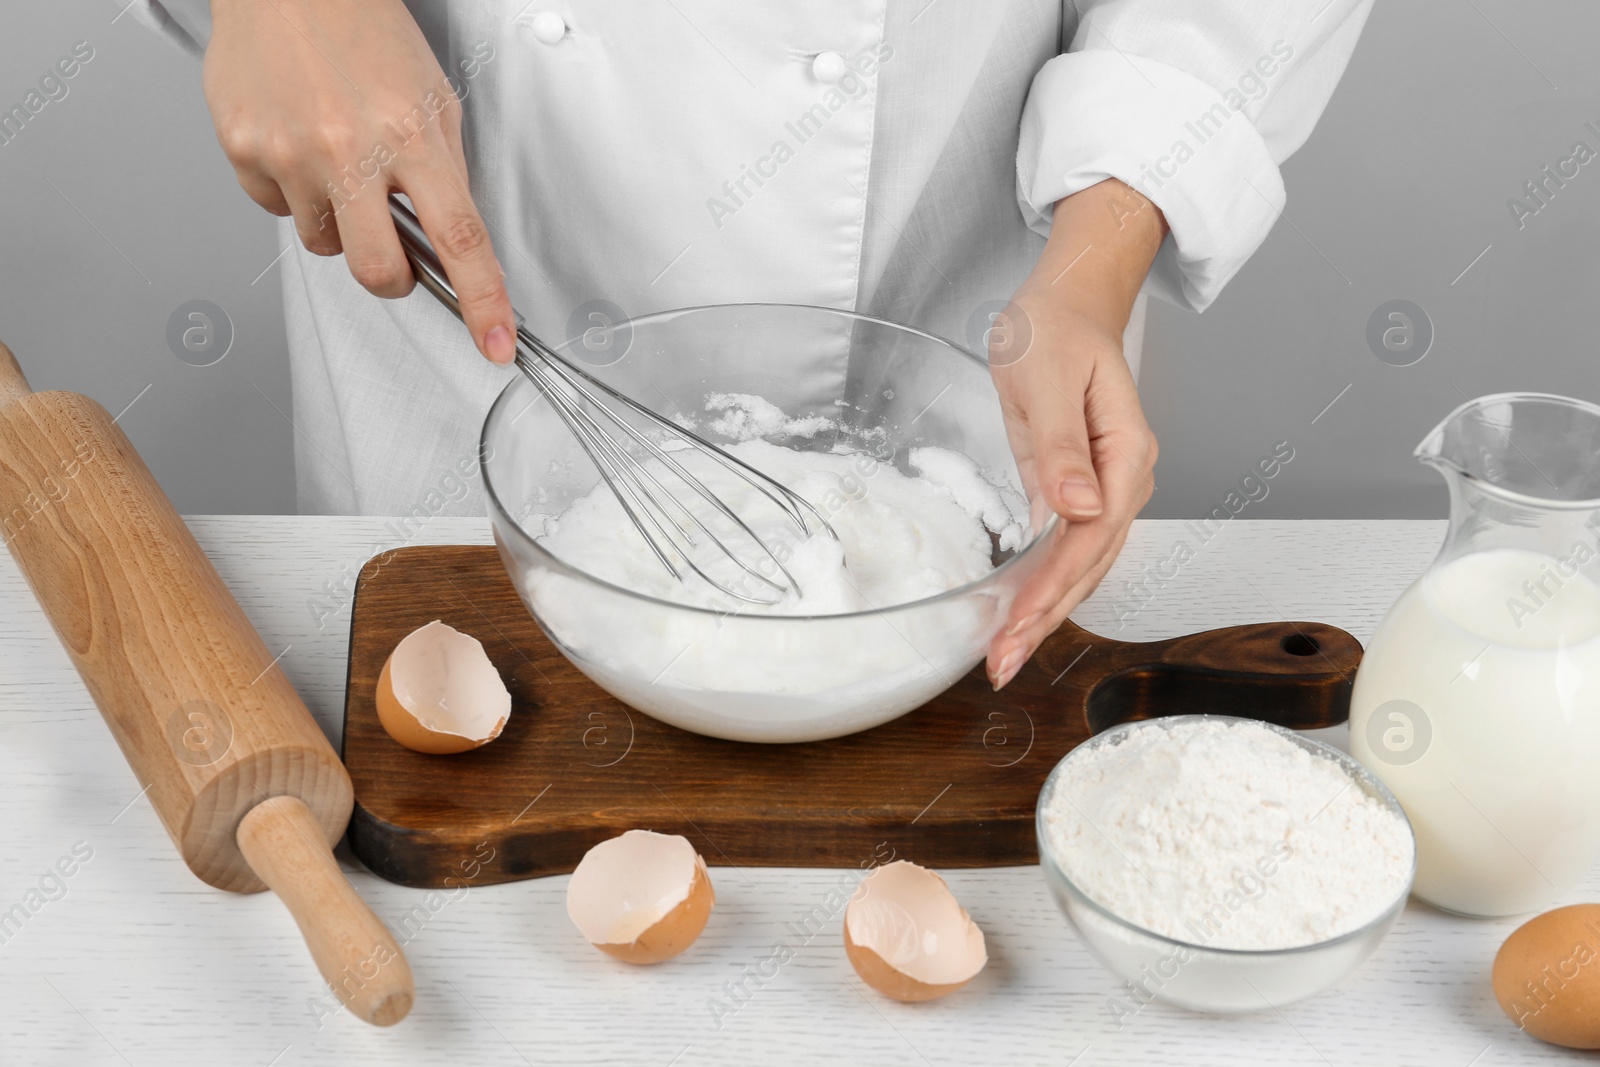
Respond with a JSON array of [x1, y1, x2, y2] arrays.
[[0, 517, 1587, 1065]]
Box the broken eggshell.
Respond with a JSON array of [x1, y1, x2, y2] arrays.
[[375, 620, 511, 754], [844, 860, 987, 1001], [567, 830, 715, 964]]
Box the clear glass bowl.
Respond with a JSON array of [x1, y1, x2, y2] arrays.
[[1035, 715, 1416, 1013], [481, 303, 1054, 743]]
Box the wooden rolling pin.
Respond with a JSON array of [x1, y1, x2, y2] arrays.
[[0, 342, 412, 1026]]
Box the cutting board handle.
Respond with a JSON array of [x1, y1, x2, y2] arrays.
[[1048, 618, 1362, 735], [236, 796, 414, 1027]]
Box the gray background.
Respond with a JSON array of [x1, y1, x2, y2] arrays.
[[0, 0, 1594, 517]]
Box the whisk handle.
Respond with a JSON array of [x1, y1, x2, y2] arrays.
[[388, 195, 465, 322]]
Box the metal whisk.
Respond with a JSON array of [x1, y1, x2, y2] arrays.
[[389, 197, 836, 605]]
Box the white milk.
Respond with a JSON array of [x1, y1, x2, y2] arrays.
[[1351, 548, 1600, 916]]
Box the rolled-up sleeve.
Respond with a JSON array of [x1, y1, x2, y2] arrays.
[[1017, 1, 1374, 311], [115, 0, 211, 54]]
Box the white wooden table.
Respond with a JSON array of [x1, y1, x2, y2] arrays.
[[0, 517, 1586, 1065]]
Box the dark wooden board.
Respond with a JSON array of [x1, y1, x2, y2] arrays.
[[342, 545, 1362, 888]]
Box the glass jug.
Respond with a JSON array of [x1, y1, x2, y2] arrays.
[[1350, 392, 1600, 917]]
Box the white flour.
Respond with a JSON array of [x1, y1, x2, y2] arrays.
[[1042, 719, 1414, 950]]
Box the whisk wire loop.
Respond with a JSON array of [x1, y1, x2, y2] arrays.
[[387, 194, 836, 606]]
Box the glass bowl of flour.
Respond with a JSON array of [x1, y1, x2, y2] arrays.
[[481, 303, 1054, 742], [1036, 715, 1416, 1014]]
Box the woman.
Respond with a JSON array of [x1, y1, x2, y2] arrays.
[[132, 0, 1372, 688]]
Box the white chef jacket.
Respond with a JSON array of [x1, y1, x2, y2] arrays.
[[133, 0, 1371, 517]]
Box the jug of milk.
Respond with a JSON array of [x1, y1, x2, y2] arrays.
[[1351, 392, 1600, 917]]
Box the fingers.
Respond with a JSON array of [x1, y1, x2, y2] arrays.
[[216, 135, 336, 249], [334, 191, 415, 299], [399, 163, 516, 365], [1007, 510, 1118, 639], [212, 117, 340, 255], [232, 167, 292, 217], [1034, 381, 1104, 519], [224, 121, 512, 365], [987, 508, 1135, 686], [988, 376, 1157, 689], [985, 516, 1111, 689], [439, 100, 471, 181], [283, 182, 343, 258], [997, 360, 1103, 521]]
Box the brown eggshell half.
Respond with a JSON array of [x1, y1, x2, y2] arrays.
[[568, 830, 715, 965], [595, 860, 715, 965], [1493, 903, 1600, 1049], [844, 860, 987, 1002], [844, 926, 977, 1002], [375, 620, 510, 755]]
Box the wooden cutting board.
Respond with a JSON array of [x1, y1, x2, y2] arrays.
[[341, 545, 1361, 888]]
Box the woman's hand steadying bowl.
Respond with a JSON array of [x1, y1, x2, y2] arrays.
[[985, 179, 1166, 690]]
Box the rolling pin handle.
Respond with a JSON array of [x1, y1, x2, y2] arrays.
[[0, 341, 32, 406], [236, 796, 414, 1027]]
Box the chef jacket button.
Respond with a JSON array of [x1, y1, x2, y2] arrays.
[[522, 11, 566, 45], [811, 51, 847, 83]]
